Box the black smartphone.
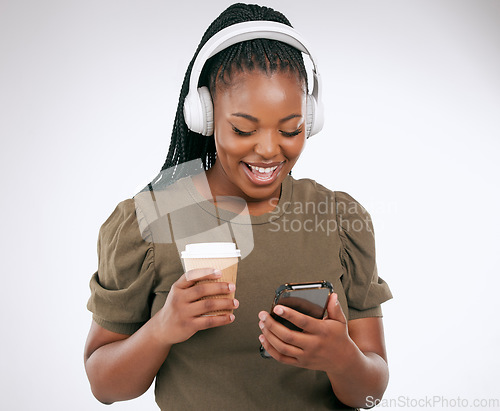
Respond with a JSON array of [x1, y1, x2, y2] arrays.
[[260, 281, 334, 359]]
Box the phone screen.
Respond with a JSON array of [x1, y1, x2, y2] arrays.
[[271, 286, 331, 332], [260, 282, 333, 358]]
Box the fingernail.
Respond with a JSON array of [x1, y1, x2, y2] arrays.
[[259, 335, 264, 343], [273, 306, 284, 316], [229, 314, 235, 322], [233, 299, 239, 308], [259, 321, 264, 330], [258, 312, 267, 321], [214, 269, 222, 276], [228, 283, 236, 291]]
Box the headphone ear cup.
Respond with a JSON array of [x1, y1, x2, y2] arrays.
[[197, 86, 214, 136], [305, 94, 315, 138]]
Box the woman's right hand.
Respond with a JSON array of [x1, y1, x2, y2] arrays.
[[84, 268, 237, 404], [156, 268, 238, 346]]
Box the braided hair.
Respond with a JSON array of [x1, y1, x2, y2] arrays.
[[158, 3, 308, 184]]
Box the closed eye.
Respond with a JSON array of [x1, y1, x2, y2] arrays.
[[232, 125, 255, 136], [280, 128, 303, 137]]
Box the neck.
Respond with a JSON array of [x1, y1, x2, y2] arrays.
[[192, 167, 282, 216]]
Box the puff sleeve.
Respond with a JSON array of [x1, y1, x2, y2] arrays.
[[87, 199, 156, 335], [335, 191, 392, 320]]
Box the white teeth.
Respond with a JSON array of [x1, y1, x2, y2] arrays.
[[249, 165, 278, 174]]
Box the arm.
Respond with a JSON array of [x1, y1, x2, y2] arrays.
[[84, 269, 238, 404], [327, 315, 388, 408], [258, 293, 389, 409], [84, 315, 170, 404]]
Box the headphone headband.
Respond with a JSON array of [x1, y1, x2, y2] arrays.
[[184, 21, 324, 137], [190, 21, 319, 93]]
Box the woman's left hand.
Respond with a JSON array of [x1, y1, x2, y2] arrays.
[[258, 293, 353, 374]]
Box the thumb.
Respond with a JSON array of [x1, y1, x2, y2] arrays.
[[326, 293, 346, 324]]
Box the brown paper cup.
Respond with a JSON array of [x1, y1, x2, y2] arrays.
[[183, 257, 238, 315], [181, 243, 240, 315]]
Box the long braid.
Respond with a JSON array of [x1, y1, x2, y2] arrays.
[[157, 3, 308, 185]]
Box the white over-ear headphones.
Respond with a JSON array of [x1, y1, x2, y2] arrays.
[[183, 21, 324, 138]]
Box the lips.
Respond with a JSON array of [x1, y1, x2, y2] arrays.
[[241, 161, 284, 185]]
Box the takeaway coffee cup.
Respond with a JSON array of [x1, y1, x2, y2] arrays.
[[181, 242, 241, 315]]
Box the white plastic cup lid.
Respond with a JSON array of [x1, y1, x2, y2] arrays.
[[181, 242, 241, 259]]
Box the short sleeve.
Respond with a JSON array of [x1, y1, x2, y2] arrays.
[[335, 191, 392, 320], [87, 199, 156, 335]]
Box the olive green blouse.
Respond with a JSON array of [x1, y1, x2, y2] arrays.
[[88, 175, 392, 410]]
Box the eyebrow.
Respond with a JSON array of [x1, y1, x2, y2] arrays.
[[231, 112, 302, 123]]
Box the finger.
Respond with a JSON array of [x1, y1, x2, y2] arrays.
[[258, 321, 303, 358], [258, 311, 307, 351], [258, 333, 300, 365], [193, 312, 236, 331], [177, 268, 222, 288], [188, 280, 236, 303], [270, 305, 322, 334], [326, 293, 347, 324], [191, 296, 239, 317]]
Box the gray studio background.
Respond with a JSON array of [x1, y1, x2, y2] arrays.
[[1, 0, 499, 410]]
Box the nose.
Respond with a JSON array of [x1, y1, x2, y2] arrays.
[[254, 131, 281, 159]]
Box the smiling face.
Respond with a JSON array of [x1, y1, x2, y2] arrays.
[[206, 68, 307, 212]]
